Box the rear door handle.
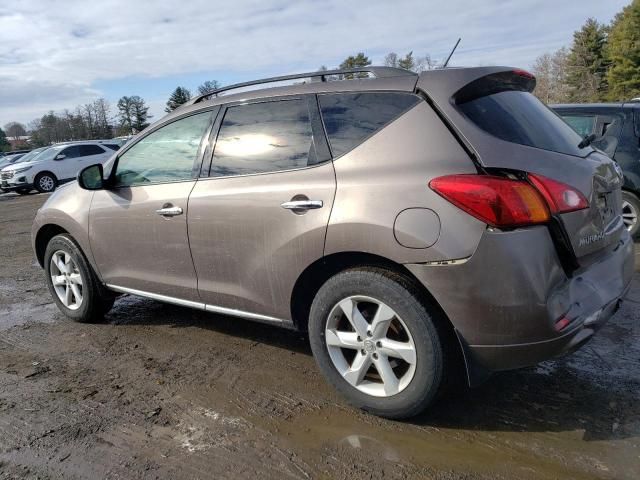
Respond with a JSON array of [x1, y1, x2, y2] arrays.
[[280, 200, 323, 211], [156, 206, 183, 217]]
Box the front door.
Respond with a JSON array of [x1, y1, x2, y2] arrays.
[[188, 97, 335, 321], [89, 110, 215, 302]]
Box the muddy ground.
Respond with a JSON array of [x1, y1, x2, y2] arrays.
[[0, 192, 639, 480]]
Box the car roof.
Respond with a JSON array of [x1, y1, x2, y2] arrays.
[[162, 67, 419, 124]]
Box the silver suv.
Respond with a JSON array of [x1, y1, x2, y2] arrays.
[[32, 66, 634, 418]]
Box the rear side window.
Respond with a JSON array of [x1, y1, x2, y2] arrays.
[[211, 99, 318, 177], [319, 92, 420, 158], [457, 90, 591, 157], [78, 145, 106, 156], [103, 144, 120, 151], [60, 146, 81, 159], [560, 115, 596, 137]]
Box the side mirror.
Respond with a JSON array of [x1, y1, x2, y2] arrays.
[[78, 164, 105, 190], [55, 154, 66, 161]]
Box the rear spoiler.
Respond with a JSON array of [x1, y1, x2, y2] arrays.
[[452, 70, 536, 104]]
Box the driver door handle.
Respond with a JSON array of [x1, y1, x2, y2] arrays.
[[156, 206, 183, 217]]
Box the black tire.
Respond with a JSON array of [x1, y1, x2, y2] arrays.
[[34, 172, 57, 193], [44, 234, 115, 322], [622, 191, 640, 239], [308, 268, 443, 419], [16, 188, 31, 195]]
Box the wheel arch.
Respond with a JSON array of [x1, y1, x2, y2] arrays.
[[290, 251, 469, 385], [34, 224, 69, 267], [35, 170, 58, 181]]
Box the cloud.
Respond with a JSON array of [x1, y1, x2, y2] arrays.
[[0, 0, 630, 127]]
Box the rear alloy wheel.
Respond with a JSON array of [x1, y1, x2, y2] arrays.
[[309, 268, 443, 419], [35, 173, 57, 193], [622, 191, 640, 238], [325, 296, 417, 397]]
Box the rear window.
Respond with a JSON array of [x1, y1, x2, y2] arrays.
[[319, 92, 420, 158], [456, 77, 592, 157], [560, 115, 596, 137]]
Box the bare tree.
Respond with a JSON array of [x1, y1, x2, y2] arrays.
[[532, 47, 569, 104], [4, 122, 27, 140]]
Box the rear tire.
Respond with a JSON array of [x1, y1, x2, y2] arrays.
[[44, 234, 115, 322], [622, 191, 640, 239], [35, 172, 57, 193], [308, 268, 443, 419]]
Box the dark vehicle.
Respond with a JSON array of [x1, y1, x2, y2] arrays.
[[552, 103, 640, 237], [33, 67, 633, 418]]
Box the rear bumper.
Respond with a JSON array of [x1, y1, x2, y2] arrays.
[[406, 226, 634, 381]]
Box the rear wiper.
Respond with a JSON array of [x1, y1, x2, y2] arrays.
[[578, 133, 596, 149]]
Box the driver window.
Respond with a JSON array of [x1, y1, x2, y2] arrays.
[[115, 111, 212, 187]]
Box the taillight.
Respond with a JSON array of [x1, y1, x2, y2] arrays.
[[528, 174, 589, 214], [429, 175, 550, 228]]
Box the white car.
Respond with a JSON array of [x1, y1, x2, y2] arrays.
[[0, 141, 119, 194]]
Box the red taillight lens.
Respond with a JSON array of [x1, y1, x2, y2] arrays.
[[528, 174, 589, 214], [429, 175, 550, 227]]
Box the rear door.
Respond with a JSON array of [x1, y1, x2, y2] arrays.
[[188, 96, 335, 321]]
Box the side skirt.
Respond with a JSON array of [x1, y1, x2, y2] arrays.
[[105, 284, 295, 329]]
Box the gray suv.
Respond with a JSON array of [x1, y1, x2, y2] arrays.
[[32, 66, 634, 418]]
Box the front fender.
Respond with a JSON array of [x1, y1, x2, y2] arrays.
[[31, 183, 99, 277]]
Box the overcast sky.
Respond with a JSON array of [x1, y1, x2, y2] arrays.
[[0, 0, 630, 128]]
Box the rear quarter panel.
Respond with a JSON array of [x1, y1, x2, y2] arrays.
[[325, 101, 485, 263]]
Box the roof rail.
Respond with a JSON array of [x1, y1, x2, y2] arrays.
[[188, 66, 416, 105]]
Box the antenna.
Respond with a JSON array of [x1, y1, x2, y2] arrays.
[[442, 38, 461, 68]]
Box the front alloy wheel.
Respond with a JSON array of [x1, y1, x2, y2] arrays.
[[44, 234, 115, 322], [36, 173, 56, 193], [50, 250, 84, 310]]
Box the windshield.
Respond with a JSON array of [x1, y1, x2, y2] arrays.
[[32, 145, 66, 162], [14, 147, 48, 164]]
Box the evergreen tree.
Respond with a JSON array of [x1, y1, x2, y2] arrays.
[[606, 0, 640, 100], [565, 18, 609, 102], [397, 51, 415, 71], [131, 96, 151, 132], [339, 53, 371, 78], [165, 87, 192, 113]]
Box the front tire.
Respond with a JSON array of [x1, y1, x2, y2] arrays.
[[35, 172, 57, 193], [44, 234, 114, 322], [308, 268, 443, 419]]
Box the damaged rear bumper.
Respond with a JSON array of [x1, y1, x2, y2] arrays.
[[406, 226, 634, 385]]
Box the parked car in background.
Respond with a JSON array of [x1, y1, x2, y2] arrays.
[[32, 66, 633, 418], [1, 141, 119, 194], [552, 102, 640, 237], [0, 149, 30, 158], [0, 152, 28, 170]]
